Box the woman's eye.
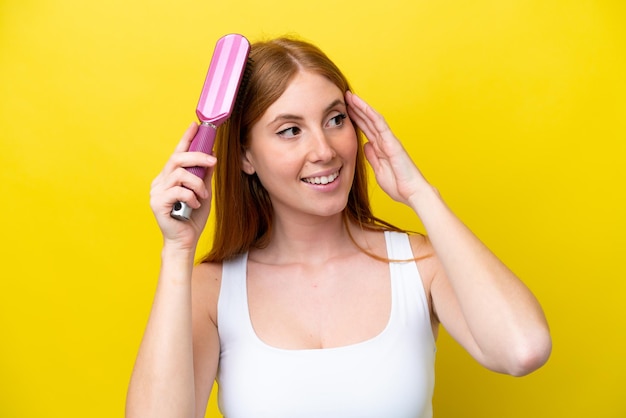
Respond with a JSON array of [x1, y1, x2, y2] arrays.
[[328, 113, 347, 128], [277, 126, 301, 138]]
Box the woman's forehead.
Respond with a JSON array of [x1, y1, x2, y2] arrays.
[[260, 71, 345, 119]]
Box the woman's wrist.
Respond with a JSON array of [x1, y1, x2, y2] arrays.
[[161, 240, 197, 263], [158, 242, 197, 287], [407, 183, 442, 214]]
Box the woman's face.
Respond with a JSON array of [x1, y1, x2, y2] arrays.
[[242, 70, 357, 221]]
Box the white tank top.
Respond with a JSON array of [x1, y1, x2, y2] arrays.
[[216, 231, 436, 418]]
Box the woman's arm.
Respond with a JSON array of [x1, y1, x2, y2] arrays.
[[126, 246, 197, 417], [412, 191, 551, 376], [346, 92, 551, 376], [126, 123, 219, 417]]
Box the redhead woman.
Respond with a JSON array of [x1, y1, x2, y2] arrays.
[[126, 37, 551, 418]]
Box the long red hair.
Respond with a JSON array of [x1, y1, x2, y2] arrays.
[[201, 37, 401, 263]]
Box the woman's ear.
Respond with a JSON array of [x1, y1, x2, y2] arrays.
[[241, 149, 256, 175]]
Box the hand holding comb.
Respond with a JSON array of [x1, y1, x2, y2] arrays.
[[171, 33, 251, 221]]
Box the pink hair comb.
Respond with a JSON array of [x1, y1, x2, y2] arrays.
[[171, 33, 251, 221]]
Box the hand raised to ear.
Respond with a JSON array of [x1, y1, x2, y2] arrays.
[[346, 91, 430, 205]]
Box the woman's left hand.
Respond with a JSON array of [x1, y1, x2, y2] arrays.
[[346, 91, 429, 205]]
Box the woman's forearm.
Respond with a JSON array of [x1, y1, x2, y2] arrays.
[[126, 245, 197, 418], [410, 186, 551, 375]]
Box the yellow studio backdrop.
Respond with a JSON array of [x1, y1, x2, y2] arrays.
[[1, 0, 624, 417]]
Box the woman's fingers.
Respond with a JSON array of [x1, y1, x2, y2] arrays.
[[153, 155, 216, 210], [347, 92, 390, 138], [173, 122, 200, 153], [162, 166, 210, 197], [348, 91, 413, 160], [346, 91, 429, 204], [148, 124, 218, 245], [152, 182, 202, 211], [346, 92, 377, 140], [164, 120, 215, 182], [161, 150, 216, 178], [151, 122, 217, 215]]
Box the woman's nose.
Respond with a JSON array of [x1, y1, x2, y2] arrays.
[[308, 130, 336, 163]]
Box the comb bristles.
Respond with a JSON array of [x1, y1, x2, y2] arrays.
[[234, 57, 254, 113]]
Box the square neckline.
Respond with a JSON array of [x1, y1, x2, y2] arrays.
[[239, 232, 399, 353]]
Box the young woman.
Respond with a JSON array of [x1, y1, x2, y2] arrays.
[[126, 37, 551, 418]]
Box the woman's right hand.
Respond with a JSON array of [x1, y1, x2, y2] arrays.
[[149, 122, 216, 250]]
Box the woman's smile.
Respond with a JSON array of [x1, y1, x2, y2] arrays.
[[301, 168, 341, 185]]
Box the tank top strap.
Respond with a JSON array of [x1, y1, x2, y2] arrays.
[[385, 230, 420, 260], [384, 231, 432, 326]]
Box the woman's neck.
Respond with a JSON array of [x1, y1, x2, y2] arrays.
[[250, 212, 360, 266]]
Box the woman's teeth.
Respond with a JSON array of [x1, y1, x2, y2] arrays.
[[303, 171, 339, 185]]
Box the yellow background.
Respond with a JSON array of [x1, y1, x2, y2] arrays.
[[1, 0, 625, 417]]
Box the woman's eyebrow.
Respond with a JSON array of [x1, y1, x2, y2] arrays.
[[269, 99, 346, 125], [324, 99, 345, 112], [269, 113, 304, 125]]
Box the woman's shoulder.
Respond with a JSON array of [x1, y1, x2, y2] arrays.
[[191, 260, 223, 324], [406, 231, 440, 291], [193, 260, 223, 283], [406, 232, 433, 259]]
